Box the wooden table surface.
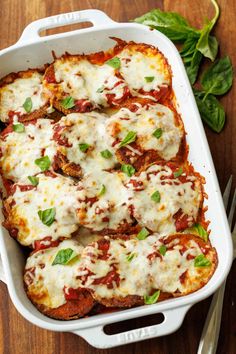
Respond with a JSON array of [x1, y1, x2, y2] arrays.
[[0, 1, 235, 353]]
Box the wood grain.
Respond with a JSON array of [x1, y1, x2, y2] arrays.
[[0, 1, 235, 353]]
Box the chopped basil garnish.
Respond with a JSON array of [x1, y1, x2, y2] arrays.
[[28, 176, 39, 186], [23, 97, 33, 113], [96, 85, 105, 93], [52, 248, 78, 266], [173, 167, 183, 178], [100, 149, 113, 159], [159, 245, 167, 256], [106, 57, 121, 69], [144, 290, 160, 305], [119, 131, 137, 148], [121, 164, 135, 177], [13, 123, 25, 133], [152, 128, 163, 139], [98, 184, 106, 196], [61, 96, 75, 109], [38, 207, 56, 227], [145, 76, 154, 82], [194, 254, 211, 267], [137, 227, 149, 240], [151, 190, 161, 203], [126, 252, 137, 262], [79, 143, 90, 152], [34, 156, 51, 172], [192, 223, 208, 242]]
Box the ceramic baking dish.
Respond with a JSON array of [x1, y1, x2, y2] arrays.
[[0, 9, 233, 349]]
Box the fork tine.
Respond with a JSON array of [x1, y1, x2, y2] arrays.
[[223, 175, 233, 209], [228, 188, 236, 229]]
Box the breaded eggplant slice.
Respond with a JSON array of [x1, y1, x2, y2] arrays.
[[43, 54, 129, 114], [78, 234, 217, 307], [24, 239, 94, 320], [105, 102, 185, 167], [3, 172, 85, 248], [125, 163, 203, 234], [0, 119, 57, 182], [76, 170, 135, 234], [53, 112, 118, 178], [115, 40, 172, 101], [0, 69, 49, 123]]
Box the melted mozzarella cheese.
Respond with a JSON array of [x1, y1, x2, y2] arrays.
[[24, 239, 84, 308], [126, 165, 202, 234], [0, 119, 56, 182], [53, 58, 127, 107], [79, 235, 213, 299], [8, 173, 85, 246], [118, 48, 170, 97], [105, 104, 183, 160], [78, 170, 133, 231], [0, 72, 48, 122], [55, 112, 117, 175]]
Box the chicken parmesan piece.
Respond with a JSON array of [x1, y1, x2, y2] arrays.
[[0, 119, 57, 182], [43, 55, 129, 114], [78, 234, 217, 307], [0, 69, 49, 123], [3, 173, 85, 247], [126, 164, 203, 234], [105, 103, 184, 167], [116, 41, 171, 101], [53, 112, 118, 178], [24, 239, 94, 320], [76, 170, 134, 234]]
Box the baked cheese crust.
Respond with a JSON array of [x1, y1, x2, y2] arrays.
[[24, 239, 94, 319], [0, 69, 49, 123]]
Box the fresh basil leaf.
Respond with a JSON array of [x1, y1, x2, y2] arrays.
[[192, 223, 208, 242], [121, 164, 136, 177], [28, 176, 39, 186], [23, 97, 33, 113], [173, 167, 183, 178], [196, 0, 220, 61], [151, 190, 161, 203], [126, 252, 137, 262], [119, 131, 137, 147], [200, 56, 233, 96], [106, 57, 121, 69], [145, 76, 154, 82], [152, 128, 163, 139], [180, 35, 203, 84], [137, 227, 149, 240], [159, 245, 167, 256], [61, 96, 75, 109], [13, 123, 25, 133], [52, 248, 77, 266], [97, 85, 105, 93], [134, 9, 198, 42], [194, 90, 225, 133], [34, 156, 51, 171], [100, 149, 113, 159], [144, 290, 160, 305], [194, 254, 211, 267], [98, 184, 106, 196], [79, 143, 90, 152], [38, 207, 56, 226]]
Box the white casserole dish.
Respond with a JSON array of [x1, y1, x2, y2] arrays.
[[0, 9, 233, 349]]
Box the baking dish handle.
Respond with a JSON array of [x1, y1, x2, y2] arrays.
[[17, 10, 116, 44], [0, 256, 6, 283], [74, 305, 191, 348]]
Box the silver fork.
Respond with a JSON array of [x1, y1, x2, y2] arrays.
[[198, 176, 236, 354]]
